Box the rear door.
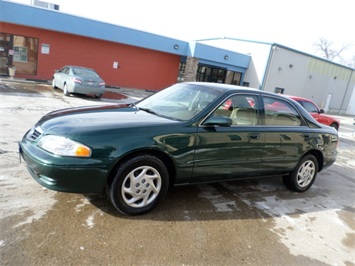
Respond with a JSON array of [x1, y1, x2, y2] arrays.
[[261, 95, 308, 174]]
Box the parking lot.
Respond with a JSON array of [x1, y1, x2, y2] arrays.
[[1, 80, 354, 265]]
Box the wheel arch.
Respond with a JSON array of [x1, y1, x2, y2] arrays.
[[330, 122, 339, 131], [304, 149, 324, 172], [106, 149, 177, 191]]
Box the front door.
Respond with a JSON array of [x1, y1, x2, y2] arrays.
[[192, 93, 264, 182]]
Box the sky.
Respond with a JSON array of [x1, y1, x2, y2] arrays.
[[8, 0, 355, 64]]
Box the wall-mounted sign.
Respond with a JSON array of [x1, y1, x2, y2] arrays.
[[14, 46, 28, 62], [41, 44, 50, 54]]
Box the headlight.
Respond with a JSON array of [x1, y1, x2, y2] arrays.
[[37, 135, 92, 157]]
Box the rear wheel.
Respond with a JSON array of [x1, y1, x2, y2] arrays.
[[109, 154, 169, 215], [283, 154, 318, 192], [95, 94, 102, 99], [63, 83, 70, 96]]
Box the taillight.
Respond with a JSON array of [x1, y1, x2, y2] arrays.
[[71, 77, 82, 84]]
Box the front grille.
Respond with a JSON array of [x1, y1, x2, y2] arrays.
[[27, 126, 43, 141]]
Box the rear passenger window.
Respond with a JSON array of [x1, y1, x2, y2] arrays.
[[263, 96, 301, 126], [214, 94, 259, 125]]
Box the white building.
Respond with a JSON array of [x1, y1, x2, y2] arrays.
[[198, 38, 355, 115]]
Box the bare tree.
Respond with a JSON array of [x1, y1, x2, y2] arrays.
[[313, 37, 352, 61], [347, 55, 355, 68]]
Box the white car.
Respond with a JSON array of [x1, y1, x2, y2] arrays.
[[52, 65, 105, 99]]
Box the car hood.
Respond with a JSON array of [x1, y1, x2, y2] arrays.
[[36, 104, 179, 135], [311, 113, 340, 122]]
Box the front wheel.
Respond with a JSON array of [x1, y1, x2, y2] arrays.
[[52, 78, 57, 89], [109, 154, 169, 215], [283, 154, 318, 192]]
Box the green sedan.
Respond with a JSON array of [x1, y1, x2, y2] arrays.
[[19, 82, 339, 215]]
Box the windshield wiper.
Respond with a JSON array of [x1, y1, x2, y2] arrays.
[[129, 102, 139, 110], [139, 107, 159, 116]]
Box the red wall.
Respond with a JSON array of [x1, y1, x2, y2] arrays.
[[2, 23, 180, 90]]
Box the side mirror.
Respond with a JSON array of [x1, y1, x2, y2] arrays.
[[203, 115, 232, 127], [319, 109, 325, 114]]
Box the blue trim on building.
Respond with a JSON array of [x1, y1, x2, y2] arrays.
[[0, 0, 188, 56], [193, 43, 250, 69], [0, 0, 252, 74]]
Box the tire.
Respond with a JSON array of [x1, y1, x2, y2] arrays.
[[95, 94, 102, 99], [52, 78, 57, 89], [63, 83, 70, 96], [109, 154, 169, 215], [283, 154, 318, 192]]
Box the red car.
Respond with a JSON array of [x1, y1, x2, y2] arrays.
[[285, 95, 340, 130]]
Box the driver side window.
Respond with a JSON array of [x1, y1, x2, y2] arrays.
[[214, 94, 259, 125]]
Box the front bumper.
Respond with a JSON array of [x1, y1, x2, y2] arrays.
[[19, 138, 110, 194]]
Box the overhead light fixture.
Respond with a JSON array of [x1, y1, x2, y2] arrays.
[[174, 44, 179, 50], [224, 55, 229, 60]]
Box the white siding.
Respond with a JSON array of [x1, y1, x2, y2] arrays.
[[264, 47, 355, 114]]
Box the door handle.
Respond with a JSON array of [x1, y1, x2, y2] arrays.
[[303, 134, 310, 140], [248, 133, 260, 140]]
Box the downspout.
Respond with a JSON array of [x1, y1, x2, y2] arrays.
[[261, 44, 277, 91], [339, 69, 354, 114]]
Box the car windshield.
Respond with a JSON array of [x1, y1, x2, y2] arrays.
[[73, 68, 99, 78], [298, 100, 319, 113], [136, 83, 223, 121]]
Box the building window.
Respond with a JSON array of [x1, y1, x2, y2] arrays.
[[0, 32, 39, 76], [243, 82, 250, 87], [0, 33, 11, 75], [177, 62, 186, 82], [275, 87, 285, 94], [225, 71, 242, 85], [196, 65, 226, 83]]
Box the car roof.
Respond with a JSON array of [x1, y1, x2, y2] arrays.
[[283, 95, 314, 103], [64, 65, 95, 71], [186, 82, 267, 94], [186, 83, 307, 101]]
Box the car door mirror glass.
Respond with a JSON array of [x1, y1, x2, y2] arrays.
[[203, 115, 232, 127]]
